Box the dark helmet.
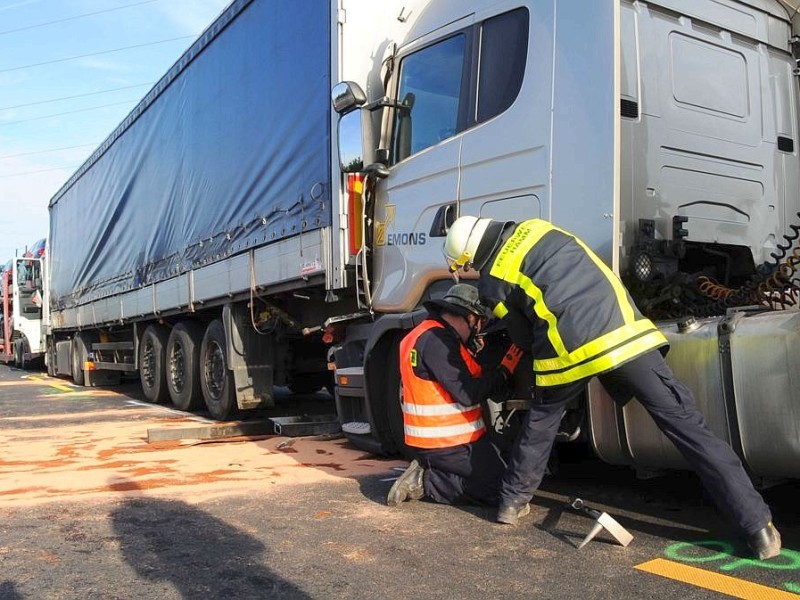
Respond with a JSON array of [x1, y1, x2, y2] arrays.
[[423, 284, 489, 319]]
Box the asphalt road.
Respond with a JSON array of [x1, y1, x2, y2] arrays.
[[0, 364, 798, 600]]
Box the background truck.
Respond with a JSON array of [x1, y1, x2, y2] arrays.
[[1, 254, 45, 369], [43, 0, 800, 480]]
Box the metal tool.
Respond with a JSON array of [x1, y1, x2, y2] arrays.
[[568, 498, 634, 549]]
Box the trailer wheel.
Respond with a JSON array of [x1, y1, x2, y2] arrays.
[[200, 319, 237, 421], [139, 324, 169, 403], [166, 321, 203, 411], [71, 335, 88, 386]]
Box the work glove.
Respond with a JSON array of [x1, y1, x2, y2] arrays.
[[500, 343, 523, 377]]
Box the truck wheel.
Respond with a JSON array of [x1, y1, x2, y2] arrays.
[[14, 339, 25, 370], [139, 324, 169, 403], [71, 335, 88, 386], [166, 322, 203, 411], [200, 319, 237, 421], [368, 336, 410, 456], [46, 344, 56, 377]]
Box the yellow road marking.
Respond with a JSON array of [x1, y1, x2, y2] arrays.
[[636, 558, 798, 599], [24, 375, 75, 393]]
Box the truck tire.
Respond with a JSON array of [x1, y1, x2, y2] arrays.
[[139, 324, 169, 403], [199, 319, 237, 421], [46, 343, 56, 377], [71, 335, 88, 386], [166, 321, 203, 411], [368, 336, 410, 457], [14, 339, 24, 370]]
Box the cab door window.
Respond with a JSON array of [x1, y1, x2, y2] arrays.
[[476, 8, 528, 123], [391, 7, 529, 164], [392, 33, 468, 163]]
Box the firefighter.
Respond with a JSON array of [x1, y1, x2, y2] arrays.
[[387, 283, 523, 507], [443, 216, 781, 561]]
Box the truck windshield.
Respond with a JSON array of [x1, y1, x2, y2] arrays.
[[15, 259, 42, 318]]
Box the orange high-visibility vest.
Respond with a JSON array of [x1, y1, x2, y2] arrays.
[[399, 320, 486, 449]]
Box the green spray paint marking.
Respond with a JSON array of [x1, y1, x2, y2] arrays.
[[664, 540, 800, 594]]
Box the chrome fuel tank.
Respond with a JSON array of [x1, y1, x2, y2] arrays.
[[588, 310, 800, 479]]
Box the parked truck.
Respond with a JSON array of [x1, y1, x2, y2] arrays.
[[44, 0, 800, 479], [1, 253, 45, 368]]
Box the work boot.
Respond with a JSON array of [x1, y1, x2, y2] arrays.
[[387, 460, 425, 507], [496, 502, 531, 525], [747, 522, 782, 561]]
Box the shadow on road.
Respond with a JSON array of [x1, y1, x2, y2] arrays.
[[0, 581, 23, 600], [110, 488, 310, 599]]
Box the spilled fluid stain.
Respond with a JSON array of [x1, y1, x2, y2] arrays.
[[102, 469, 244, 492], [299, 462, 346, 472]]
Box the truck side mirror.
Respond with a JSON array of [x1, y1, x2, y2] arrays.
[[331, 81, 366, 114], [337, 108, 376, 173]]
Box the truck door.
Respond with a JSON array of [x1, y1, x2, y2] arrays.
[[12, 258, 43, 354], [372, 0, 620, 314], [459, 1, 619, 266], [370, 15, 475, 313]]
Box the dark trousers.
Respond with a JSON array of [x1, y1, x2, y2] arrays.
[[500, 350, 772, 535], [416, 435, 506, 506]]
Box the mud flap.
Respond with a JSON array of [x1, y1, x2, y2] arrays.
[[222, 303, 274, 410]]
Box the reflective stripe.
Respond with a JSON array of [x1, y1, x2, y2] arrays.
[[494, 221, 641, 358], [403, 408, 484, 428], [493, 302, 508, 318], [489, 220, 553, 280], [534, 319, 660, 372], [404, 420, 485, 439], [535, 330, 667, 386], [513, 271, 569, 357], [569, 234, 636, 324], [489, 222, 570, 357], [403, 401, 479, 416]]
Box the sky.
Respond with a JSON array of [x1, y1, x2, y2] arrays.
[[0, 0, 230, 261]]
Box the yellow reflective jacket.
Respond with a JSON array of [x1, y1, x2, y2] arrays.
[[479, 219, 668, 387]]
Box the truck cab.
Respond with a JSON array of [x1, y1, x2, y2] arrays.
[[1, 256, 44, 367], [331, 0, 800, 479]]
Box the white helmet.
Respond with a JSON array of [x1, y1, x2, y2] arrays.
[[443, 215, 493, 275]]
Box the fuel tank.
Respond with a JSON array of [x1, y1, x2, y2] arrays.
[[588, 310, 800, 479]]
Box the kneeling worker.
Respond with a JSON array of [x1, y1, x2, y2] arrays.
[[387, 283, 522, 507]]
